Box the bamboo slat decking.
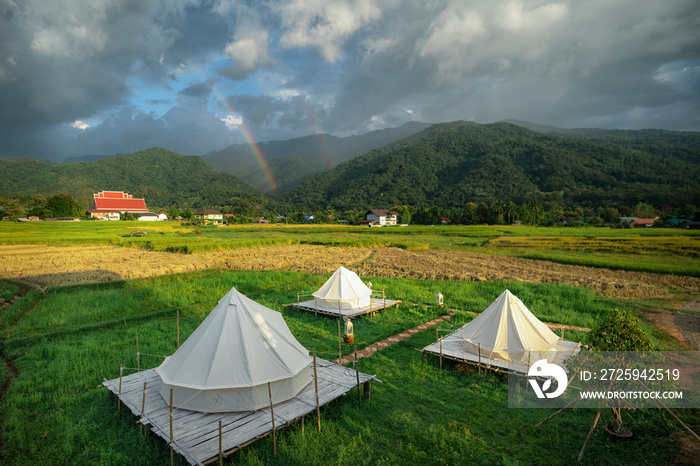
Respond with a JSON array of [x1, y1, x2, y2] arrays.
[[285, 298, 401, 318], [102, 358, 379, 465], [421, 330, 581, 376]]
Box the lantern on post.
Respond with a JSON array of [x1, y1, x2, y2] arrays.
[[342, 317, 354, 344], [435, 291, 444, 308]]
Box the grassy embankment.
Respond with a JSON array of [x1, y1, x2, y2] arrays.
[[0, 267, 692, 465]]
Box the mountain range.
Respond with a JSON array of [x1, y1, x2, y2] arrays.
[[202, 121, 431, 197], [1, 121, 698, 212]]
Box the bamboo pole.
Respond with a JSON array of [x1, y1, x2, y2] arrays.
[[268, 382, 276, 456], [136, 328, 140, 372], [354, 345, 361, 407], [637, 379, 700, 441], [177, 310, 180, 348], [478, 343, 481, 374], [578, 407, 602, 461], [313, 351, 321, 432], [118, 364, 123, 414], [439, 336, 443, 369], [338, 319, 342, 361], [140, 381, 147, 435], [219, 420, 223, 466], [170, 388, 174, 466]]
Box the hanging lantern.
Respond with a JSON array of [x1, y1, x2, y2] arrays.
[[435, 291, 444, 307], [342, 317, 354, 344]]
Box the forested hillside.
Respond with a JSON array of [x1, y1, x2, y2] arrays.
[[204, 121, 431, 196], [0, 148, 262, 210], [284, 121, 700, 211]]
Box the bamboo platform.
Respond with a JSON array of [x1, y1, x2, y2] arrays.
[[285, 298, 401, 318], [102, 358, 379, 465], [421, 331, 581, 375]]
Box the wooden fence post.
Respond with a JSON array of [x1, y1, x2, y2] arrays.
[[354, 345, 361, 407], [313, 351, 321, 432], [268, 382, 277, 455]]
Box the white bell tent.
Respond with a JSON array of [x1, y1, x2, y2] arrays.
[[312, 266, 372, 310], [156, 286, 312, 413], [455, 289, 560, 364]]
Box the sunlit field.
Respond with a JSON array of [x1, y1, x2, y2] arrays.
[[1, 222, 698, 465]]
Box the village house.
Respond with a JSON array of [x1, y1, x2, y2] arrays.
[[137, 212, 159, 222], [193, 209, 224, 224], [87, 191, 149, 220], [363, 209, 398, 226], [629, 217, 659, 228]]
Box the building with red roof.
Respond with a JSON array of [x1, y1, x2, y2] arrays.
[[88, 191, 150, 220]]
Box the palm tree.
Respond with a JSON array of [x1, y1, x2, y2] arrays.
[[492, 199, 505, 224]]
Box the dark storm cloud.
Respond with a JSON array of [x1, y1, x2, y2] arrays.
[[0, 0, 698, 161]]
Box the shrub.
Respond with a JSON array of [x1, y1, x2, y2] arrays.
[[587, 308, 653, 351]]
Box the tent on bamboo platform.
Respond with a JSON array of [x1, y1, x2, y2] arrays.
[[455, 289, 560, 365], [156, 286, 312, 413], [312, 266, 372, 310]]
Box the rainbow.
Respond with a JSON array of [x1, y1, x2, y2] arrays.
[[209, 84, 279, 196]]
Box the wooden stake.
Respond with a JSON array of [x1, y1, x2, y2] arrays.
[[338, 319, 342, 360], [177, 310, 180, 348], [118, 364, 123, 414], [140, 381, 147, 435], [313, 351, 321, 432], [439, 336, 443, 369], [275, 297, 278, 312], [268, 382, 276, 456], [314, 297, 318, 318], [219, 420, 223, 466], [478, 343, 481, 374], [354, 345, 361, 407], [301, 415, 305, 435], [170, 389, 174, 466], [136, 328, 140, 372], [578, 407, 602, 461]]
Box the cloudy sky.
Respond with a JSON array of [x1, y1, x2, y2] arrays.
[[1, 0, 699, 161]]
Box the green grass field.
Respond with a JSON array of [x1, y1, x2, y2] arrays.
[[0, 266, 694, 465], [1, 222, 698, 464]]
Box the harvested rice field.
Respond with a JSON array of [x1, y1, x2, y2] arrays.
[[2, 243, 698, 298]]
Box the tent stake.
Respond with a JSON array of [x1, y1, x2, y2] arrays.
[[219, 420, 223, 466], [354, 345, 361, 407], [268, 382, 276, 456], [313, 351, 321, 432], [314, 297, 318, 318], [301, 415, 304, 435]]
